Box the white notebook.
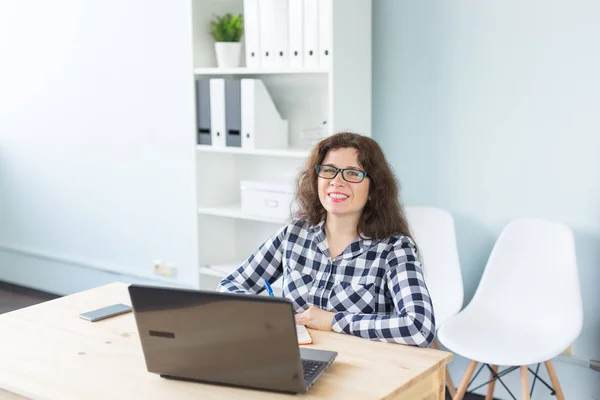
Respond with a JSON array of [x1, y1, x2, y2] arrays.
[[296, 324, 312, 344]]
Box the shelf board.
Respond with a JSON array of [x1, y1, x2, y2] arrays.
[[193, 67, 329, 76], [198, 266, 231, 279], [198, 204, 287, 224], [196, 145, 309, 158], [199, 262, 282, 289]]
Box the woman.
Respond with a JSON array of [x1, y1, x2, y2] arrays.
[[217, 132, 435, 347]]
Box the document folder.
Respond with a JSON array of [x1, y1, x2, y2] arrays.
[[258, 0, 275, 68], [288, 0, 304, 68], [225, 79, 242, 147], [303, 0, 319, 69], [195, 79, 211, 145], [243, 0, 261, 67], [209, 79, 226, 147], [271, 0, 289, 68], [259, 0, 289, 68], [241, 79, 288, 150], [318, 0, 332, 68]]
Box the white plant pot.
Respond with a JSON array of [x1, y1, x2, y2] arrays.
[[215, 42, 241, 68]]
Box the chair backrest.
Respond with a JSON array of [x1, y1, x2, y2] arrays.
[[467, 218, 583, 337], [405, 206, 464, 328]]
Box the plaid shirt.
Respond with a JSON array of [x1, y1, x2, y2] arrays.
[[217, 219, 436, 347]]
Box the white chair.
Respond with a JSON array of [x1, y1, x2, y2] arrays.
[[437, 218, 583, 400], [405, 206, 464, 396]]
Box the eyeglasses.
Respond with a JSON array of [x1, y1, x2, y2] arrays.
[[315, 165, 368, 183]]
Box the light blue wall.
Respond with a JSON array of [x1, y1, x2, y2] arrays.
[[373, 0, 600, 398], [0, 1, 199, 294]]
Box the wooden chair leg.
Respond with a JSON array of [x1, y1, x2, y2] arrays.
[[453, 360, 477, 400], [520, 365, 530, 400], [432, 339, 457, 397], [485, 365, 498, 400], [545, 360, 565, 400]]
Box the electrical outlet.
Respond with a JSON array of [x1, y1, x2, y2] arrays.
[[153, 260, 177, 277], [561, 344, 574, 356]]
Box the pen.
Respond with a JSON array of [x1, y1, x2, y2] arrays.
[[263, 279, 275, 297]]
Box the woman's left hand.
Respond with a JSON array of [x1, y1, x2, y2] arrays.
[[295, 306, 336, 331]]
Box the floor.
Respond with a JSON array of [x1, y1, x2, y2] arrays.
[[0, 281, 488, 400], [0, 281, 59, 314], [446, 391, 487, 400]]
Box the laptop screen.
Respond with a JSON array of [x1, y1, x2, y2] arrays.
[[129, 285, 307, 393]]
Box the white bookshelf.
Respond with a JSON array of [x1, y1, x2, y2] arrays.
[[191, 0, 372, 290], [197, 204, 287, 224], [196, 145, 309, 158], [193, 67, 328, 76]]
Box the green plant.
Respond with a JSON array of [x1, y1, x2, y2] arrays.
[[210, 13, 244, 42]]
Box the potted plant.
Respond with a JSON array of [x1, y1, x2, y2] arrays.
[[210, 13, 244, 68]]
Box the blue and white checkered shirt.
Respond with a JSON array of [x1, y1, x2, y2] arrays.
[[217, 219, 436, 347]]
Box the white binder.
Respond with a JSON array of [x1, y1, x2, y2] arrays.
[[288, 0, 304, 69], [241, 79, 288, 150], [258, 0, 275, 68], [318, 0, 332, 68], [209, 79, 226, 147], [302, 0, 319, 69], [259, 0, 289, 69], [272, 0, 289, 68], [243, 0, 261, 68]]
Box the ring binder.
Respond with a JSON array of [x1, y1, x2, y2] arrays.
[[195, 79, 211, 145], [225, 79, 242, 147]]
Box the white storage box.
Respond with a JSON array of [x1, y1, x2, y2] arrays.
[[240, 180, 297, 220]]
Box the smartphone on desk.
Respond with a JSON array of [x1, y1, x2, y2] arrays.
[[79, 303, 132, 322]]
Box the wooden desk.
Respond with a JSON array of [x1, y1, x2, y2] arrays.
[[0, 283, 452, 400]]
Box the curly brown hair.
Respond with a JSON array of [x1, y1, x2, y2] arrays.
[[295, 132, 413, 241]]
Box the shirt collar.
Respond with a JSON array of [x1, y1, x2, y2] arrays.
[[308, 219, 326, 232], [309, 219, 375, 259]]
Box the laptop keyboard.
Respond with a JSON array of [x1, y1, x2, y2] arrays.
[[302, 360, 325, 381]]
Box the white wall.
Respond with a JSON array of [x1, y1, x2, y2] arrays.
[[0, 0, 199, 294], [373, 0, 600, 398]]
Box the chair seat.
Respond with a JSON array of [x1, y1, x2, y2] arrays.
[[437, 309, 571, 366]]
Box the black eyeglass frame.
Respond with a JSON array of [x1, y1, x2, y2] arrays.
[[315, 165, 369, 183]]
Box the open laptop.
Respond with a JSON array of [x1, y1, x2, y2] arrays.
[[128, 284, 337, 394]]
